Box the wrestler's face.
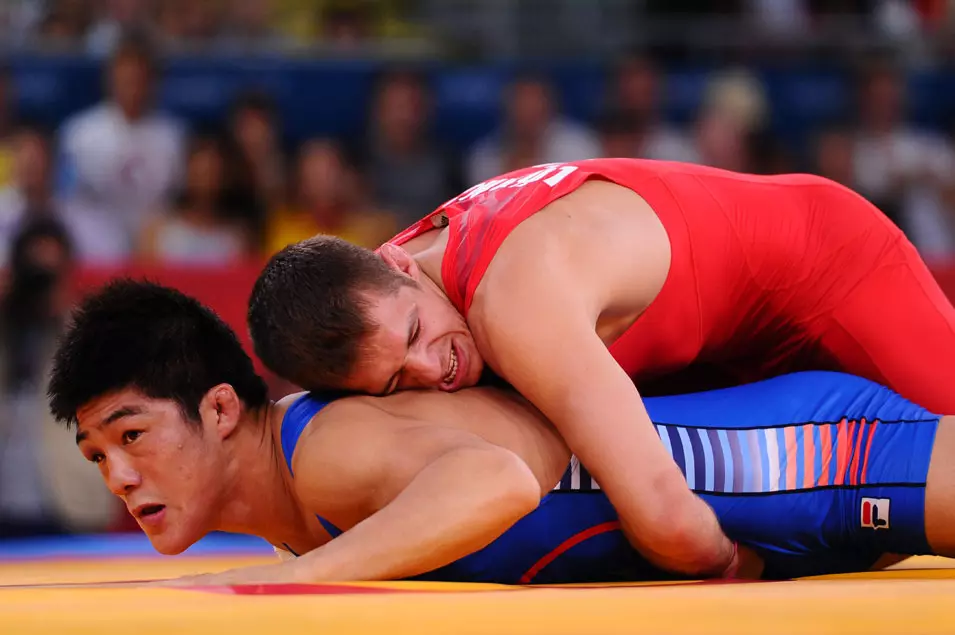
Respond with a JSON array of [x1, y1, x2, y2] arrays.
[[348, 282, 485, 395], [75, 389, 228, 555]]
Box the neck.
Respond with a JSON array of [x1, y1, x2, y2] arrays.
[[211, 404, 309, 547], [409, 230, 451, 297]]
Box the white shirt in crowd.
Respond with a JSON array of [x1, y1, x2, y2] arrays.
[[57, 103, 186, 257], [466, 118, 602, 185], [148, 217, 248, 266], [853, 128, 955, 259], [0, 187, 129, 266]]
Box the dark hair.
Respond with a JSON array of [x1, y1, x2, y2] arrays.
[[230, 88, 277, 121], [596, 108, 646, 137], [2, 217, 72, 391], [13, 120, 54, 143], [174, 132, 235, 215], [372, 66, 429, 96], [110, 33, 158, 76], [248, 235, 410, 390], [48, 279, 268, 428]]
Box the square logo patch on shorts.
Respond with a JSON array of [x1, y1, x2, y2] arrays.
[[861, 497, 890, 530]]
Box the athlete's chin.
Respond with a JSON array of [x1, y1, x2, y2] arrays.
[[458, 368, 481, 390], [149, 532, 200, 556], [144, 521, 203, 556], [464, 351, 484, 388]]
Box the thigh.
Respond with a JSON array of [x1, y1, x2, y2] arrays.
[[816, 247, 955, 414], [925, 416, 955, 555]]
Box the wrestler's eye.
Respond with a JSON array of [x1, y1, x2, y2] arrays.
[[122, 430, 143, 445], [89, 453, 105, 465], [409, 318, 421, 345]]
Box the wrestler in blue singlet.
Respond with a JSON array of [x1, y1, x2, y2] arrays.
[[279, 371, 940, 583]]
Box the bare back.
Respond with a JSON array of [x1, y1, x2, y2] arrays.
[[319, 388, 571, 491]]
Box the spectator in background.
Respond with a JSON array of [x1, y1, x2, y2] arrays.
[[596, 109, 645, 159], [276, 0, 420, 50], [851, 61, 955, 258], [139, 134, 253, 265], [227, 89, 285, 240], [86, 0, 153, 57], [155, 0, 221, 50], [0, 124, 126, 265], [0, 1, 44, 49], [56, 35, 185, 260], [218, 0, 286, 50], [357, 68, 460, 228], [813, 123, 857, 188], [318, 0, 375, 48], [605, 53, 697, 162], [36, 0, 94, 47], [690, 68, 773, 174], [693, 108, 751, 172], [0, 68, 17, 190], [0, 218, 72, 537], [467, 74, 600, 184], [266, 138, 395, 253]]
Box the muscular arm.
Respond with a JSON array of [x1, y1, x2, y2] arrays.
[[291, 406, 542, 582], [472, 227, 735, 577]]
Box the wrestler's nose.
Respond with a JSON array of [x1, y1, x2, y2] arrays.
[[403, 345, 445, 388], [105, 451, 142, 497]]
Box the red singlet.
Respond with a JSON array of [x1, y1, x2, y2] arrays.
[[388, 159, 955, 413]]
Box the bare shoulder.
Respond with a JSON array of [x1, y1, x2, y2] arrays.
[[473, 179, 670, 335], [287, 396, 406, 518], [292, 396, 402, 476], [493, 180, 664, 265], [290, 393, 498, 522]]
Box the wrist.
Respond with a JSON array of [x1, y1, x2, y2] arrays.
[[719, 541, 740, 579]]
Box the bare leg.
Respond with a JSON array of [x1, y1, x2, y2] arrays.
[[924, 416, 955, 555]]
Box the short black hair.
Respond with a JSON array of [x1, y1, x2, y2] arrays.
[[110, 33, 158, 76], [230, 88, 276, 120], [596, 108, 646, 137], [248, 235, 410, 390], [48, 279, 268, 428]]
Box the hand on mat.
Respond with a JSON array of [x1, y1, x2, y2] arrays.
[[734, 545, 764, 579], [148, 561, 305, 587]]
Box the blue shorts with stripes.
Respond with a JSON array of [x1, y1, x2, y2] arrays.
[[642, 371, 940, 578]]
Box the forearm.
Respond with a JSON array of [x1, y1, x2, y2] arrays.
[[299, 446, 540, 582], [618, 474, 735, 576], [569, 417, 734, 576], [522, 362, 734, 576]]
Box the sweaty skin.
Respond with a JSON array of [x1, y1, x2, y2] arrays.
[[381, 179, 734, 575]]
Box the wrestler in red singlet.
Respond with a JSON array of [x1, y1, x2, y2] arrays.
[[388, 158, 955, 414], [250, 157, 955, 580]]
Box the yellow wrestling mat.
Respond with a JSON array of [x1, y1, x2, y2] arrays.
[[3, 551, 955, 634]]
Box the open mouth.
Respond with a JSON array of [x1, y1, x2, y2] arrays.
[[443, 345, 459, 386], [136, 504, 166, 519]]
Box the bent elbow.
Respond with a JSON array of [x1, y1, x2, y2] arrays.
[[485, 451, 541, 522]]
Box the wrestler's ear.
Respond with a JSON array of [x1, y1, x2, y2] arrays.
[[197, 384, 241, 441], [378, 243, 422, 281]]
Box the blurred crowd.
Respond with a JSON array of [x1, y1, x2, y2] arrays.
[[0, 37, 953, 274], [1, 1, 955, 538], [0, 0, 426, 55], [0, 0, 954, 60]]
